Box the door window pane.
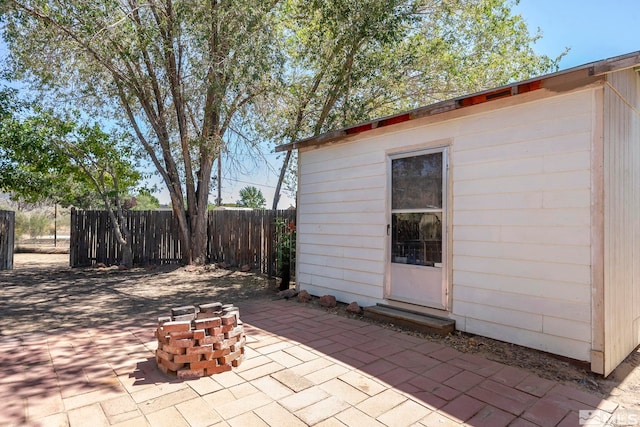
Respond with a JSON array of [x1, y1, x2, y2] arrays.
[[392, 152, 442, 210], [391, 212, 442, 266]]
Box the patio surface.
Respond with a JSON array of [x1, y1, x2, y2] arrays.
[[0, 255, 623, 426], [0, 256, 636, 427]]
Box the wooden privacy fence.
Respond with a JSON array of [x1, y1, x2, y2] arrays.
[[0, 210, 15, 270], [70, 209, 181, 267], [70, 209, 296, 277]]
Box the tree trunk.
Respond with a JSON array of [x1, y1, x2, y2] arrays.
[[121, 240, 133, 268], [190, 210, 209, 265], [168, 193, 192, 265], [272, 150, 292, 210]]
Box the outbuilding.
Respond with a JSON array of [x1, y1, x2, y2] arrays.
[[277, 51, 640, 376]]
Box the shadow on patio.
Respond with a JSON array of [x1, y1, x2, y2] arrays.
[[0, 256, 633, 426]]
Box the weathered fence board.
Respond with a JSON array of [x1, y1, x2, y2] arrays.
[[70, 209, 182, 267], [71, 209, 296, 277], [0, 210, 15, 270]]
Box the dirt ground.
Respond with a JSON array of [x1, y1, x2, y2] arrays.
[[2, 253, 639, 417]]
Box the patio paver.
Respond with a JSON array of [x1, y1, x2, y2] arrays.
[[0, 298, 620, 426]]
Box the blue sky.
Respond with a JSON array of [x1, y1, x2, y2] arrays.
[[513, 0, 639, 68], [4, 2, 638, 207]]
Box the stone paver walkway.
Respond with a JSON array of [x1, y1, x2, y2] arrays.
[[0, 299, 619, 426]]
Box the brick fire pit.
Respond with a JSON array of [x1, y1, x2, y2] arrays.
[[154, 302, 246, 379]]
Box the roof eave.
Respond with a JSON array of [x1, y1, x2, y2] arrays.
[[275, 50, 640, 153]]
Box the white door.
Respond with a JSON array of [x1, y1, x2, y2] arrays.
[[387, 147, 448, 310]]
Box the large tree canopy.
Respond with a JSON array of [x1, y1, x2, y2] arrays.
[[1, 0, 283, 264], [0, 0, 563, 261], [0, 87, 142, 265], [269, 0, 563, 208]]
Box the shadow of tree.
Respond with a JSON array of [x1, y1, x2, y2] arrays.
[[0, 261, 279, 424], [0, 263, 276, 336]]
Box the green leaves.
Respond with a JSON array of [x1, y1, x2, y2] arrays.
[[274, 0, 564, 143], [237, 186, 266, 209], [0, 87, 141, 208]]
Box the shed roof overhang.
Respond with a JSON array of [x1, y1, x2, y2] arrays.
[[275, 50, 640, 153]]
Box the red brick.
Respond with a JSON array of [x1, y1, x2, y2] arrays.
[[199, 335, 224, 345], [174, 353, 201, 364], [197, 312, 219, 319], [557, 412, 585, 427], [221, 314, 236, 326], [159, 357, 185, 371], [171, 305, 197, 316], [156, 328, 169, 344], [207, 327, 223, 336], [466, 405, 515, 427], [467, 380, 537, 416], [521, 397, 571, 427], [408, 375, 460, 401], [218, 349, 242, 365], [547, 385, 618, 413], [186, 344, 214, 355], [156, 349, 173, 362], [206, 364, 232, 375], [168, 330, 194, 340], [173, 313, 196, 321], [162, 321, 192, 332], [490, 366, 530, 388], [158, 316, 172, 325], [177, 368, 205, 379], [191, 359, 220, 371], [389, 350, 439, 371], [440, 394, 486, 422], [193, 329, 206, 340], [195, 318, 221, 329], [157, 362, 174, 376], [422, 363, 463, 383], [198, 302, 222, 313], [232, 355, 245, 367], [509, 419, 539, 427], [444, 370, 485, 392], [162, 344, 187, 355], [214, 337, 238, 350], [515, 375, 556, 397], [450, 354, 503, 377], [169, 338, 195, 348], [221, 324, 235, 333], [202, 348, 230, 360], [429, 347, 463, 362], [224, 326, 244, 339]]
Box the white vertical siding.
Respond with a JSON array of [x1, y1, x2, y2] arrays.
[[603, 68, 640, 375], [451, 90, 595, 361], [297, 89, 596, 361], [297, 145, 388, 307]]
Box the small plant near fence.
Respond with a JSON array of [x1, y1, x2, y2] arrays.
[[276, 217, 296, 290]]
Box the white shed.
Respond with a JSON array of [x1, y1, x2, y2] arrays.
[[277, 51, 640, 376]]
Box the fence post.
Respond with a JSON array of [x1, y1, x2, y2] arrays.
[[266, 210, 274, 279], [70, 208, 76, 267], [0, 210, 15, 270]]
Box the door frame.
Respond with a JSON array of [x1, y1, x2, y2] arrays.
[[384, 142, 452, 311]]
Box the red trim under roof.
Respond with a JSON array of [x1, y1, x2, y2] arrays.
[[275, 51, 640, 152]]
